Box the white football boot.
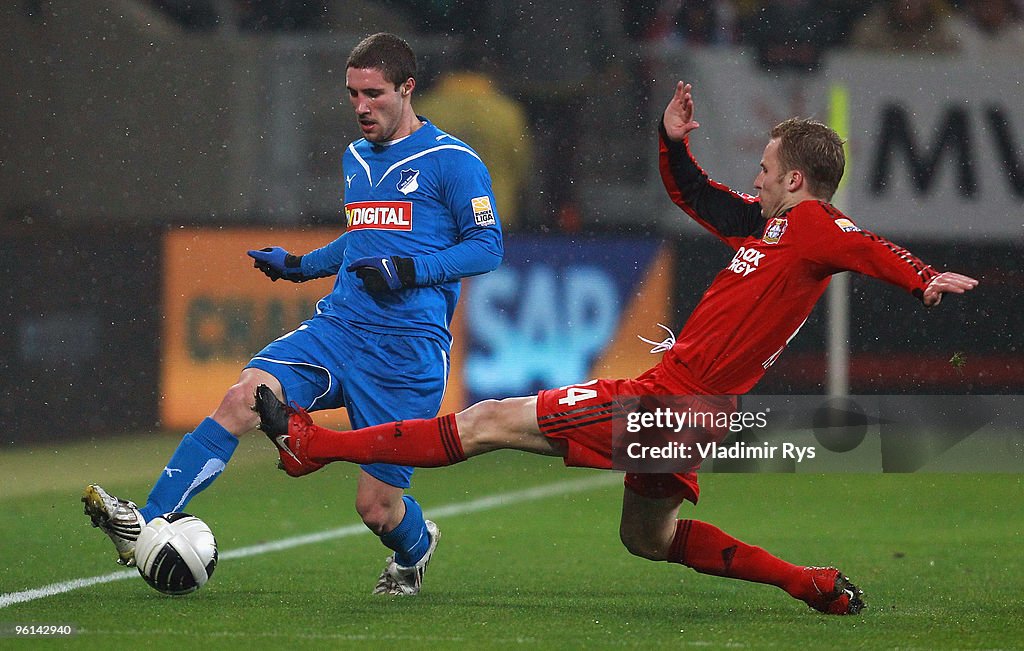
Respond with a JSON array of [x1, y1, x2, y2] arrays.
[[82, 484, 145, 566], [372, 520, 440, 596]]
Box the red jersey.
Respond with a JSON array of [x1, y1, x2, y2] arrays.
[[658, 127, 939, 394]]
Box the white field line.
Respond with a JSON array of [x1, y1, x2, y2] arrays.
[[0, 474, 618, 609]]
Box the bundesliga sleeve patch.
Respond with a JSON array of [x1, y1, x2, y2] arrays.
[[471, 196, 496, 227], [834, 218, 861, 233]]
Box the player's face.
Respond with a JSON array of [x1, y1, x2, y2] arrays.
[[346, 67, 412, 143], [754, 138, 788, 219]]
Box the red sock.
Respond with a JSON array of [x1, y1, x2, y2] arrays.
[[305, 414, 466, 467], [667, 519, 810, 599]]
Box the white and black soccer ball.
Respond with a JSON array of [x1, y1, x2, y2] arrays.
[[135, 512, 218, 595]]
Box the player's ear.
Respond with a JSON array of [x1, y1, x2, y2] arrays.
[[400, 78, 415, 97], [787, 170, 804, 192]]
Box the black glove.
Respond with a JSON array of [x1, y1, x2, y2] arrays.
[[346, 256, 416, 294], [247, 247, 307, 282]]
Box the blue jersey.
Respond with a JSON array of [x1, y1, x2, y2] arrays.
[[299, 119, 503, 347]]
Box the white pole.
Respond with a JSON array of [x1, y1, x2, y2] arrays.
[[827, 273, 850, 397], [827, 84, 851, 398]]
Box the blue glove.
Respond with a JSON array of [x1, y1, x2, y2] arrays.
[[346, 256, 415, 294], [247, 247, 306, 282]]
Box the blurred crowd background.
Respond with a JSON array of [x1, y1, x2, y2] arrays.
[[146, 0, 1024, 232], [6, 0, 1024, 232]]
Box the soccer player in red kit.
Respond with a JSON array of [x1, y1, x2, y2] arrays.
[[255, 81, 978, 613]]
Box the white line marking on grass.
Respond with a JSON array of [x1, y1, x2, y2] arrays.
[[0, 570, 138, 609], [0, 474, 619, 609]]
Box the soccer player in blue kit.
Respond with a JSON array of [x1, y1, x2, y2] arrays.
[[82, 32, 504, 595]]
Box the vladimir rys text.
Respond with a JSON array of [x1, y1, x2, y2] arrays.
[[624, 440, 816, 463]]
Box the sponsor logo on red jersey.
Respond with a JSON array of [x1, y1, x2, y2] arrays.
[[345, 201, 413, 231], [726, 246, 765, 277]]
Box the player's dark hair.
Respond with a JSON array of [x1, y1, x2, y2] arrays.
[[771, 118, 846, 201], [347, 32, 417, 90]]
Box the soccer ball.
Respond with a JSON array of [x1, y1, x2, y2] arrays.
[[135, 513, 218, 595]]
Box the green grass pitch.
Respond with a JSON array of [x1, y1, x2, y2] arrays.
[[0, 431, 1020, 649]]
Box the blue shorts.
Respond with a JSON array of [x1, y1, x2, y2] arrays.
[[246, 309, 449, 488]]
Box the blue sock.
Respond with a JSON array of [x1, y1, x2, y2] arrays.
[[379, 496, 431, 567], [139, 418, 239, 522]]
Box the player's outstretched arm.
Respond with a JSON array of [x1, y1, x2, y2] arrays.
[[922, 272, 979, 307], [662, 81, 700, 142]]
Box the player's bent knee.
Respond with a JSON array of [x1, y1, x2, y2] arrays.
[[357, 507, 391, 536], [619, 526, 666, 561], [211, 381, 261, 434], [355, 495, 401, 535]]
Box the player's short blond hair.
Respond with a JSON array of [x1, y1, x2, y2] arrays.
[[771, 118, 846, 201]]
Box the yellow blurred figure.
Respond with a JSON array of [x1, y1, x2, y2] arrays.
[[417, 68, 533, 230]]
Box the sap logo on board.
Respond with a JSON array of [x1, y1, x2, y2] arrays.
[[465, 265, 620, 396]]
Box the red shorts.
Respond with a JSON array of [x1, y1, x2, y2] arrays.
[[535, 364, 709, 503]]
